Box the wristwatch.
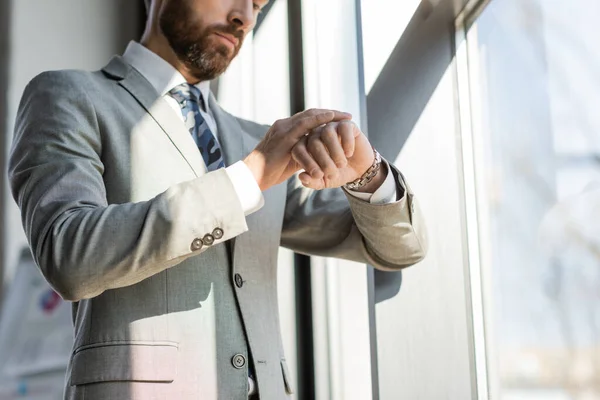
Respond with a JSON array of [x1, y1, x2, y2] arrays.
[[344, 148, 382, 190]]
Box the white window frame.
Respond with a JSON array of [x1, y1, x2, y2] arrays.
[[455, 1, 502, 399]]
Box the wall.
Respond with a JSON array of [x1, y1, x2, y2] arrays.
[[363, 0, 477, 398]]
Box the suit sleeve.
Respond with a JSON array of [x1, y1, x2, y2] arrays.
[[9, 72, 248, 301], [280, 161, 428, 270]]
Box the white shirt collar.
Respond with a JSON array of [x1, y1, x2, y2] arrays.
[[122, 41, 211, 111]]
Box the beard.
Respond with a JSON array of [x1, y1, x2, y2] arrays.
[[159, 1, 244, 81]]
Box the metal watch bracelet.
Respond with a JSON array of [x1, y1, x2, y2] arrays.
[[344, 148, 382, 190]]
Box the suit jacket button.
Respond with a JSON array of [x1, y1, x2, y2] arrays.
[[234, 273, 244, 288], [203, 234, 215, 246], [191, 238, 203, 251], [213, 228, 224, 240], [232, 354, 246, 369]]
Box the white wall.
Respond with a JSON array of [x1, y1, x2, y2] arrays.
[[362, 1, 477, 399], [3, 0, 140, 284], [376, 66, 475, 400]]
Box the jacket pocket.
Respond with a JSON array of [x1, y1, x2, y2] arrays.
[[70, 341, 178, 386], [280, 359, 294, 395]]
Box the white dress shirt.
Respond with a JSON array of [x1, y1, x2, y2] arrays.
[[122, 41, 397, 217]]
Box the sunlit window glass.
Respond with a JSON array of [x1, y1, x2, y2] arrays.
[[470, 0, 600, 398]]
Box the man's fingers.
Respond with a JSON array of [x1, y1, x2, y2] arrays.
[[255, 108, 352, 191], [289, 110, 352, 140], [271, 109, 344, 139], [292, 139, 324, 179], [307, 135, 339, 180], [299, 171, 325, 190], [291, 108, 352, 124], [320, 125, 348, 168], [337, 121, 356, 158]]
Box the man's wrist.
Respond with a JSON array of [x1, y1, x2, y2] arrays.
[[352, 161, 388, 193], [344, 148, 383, 192], [243, 152, 268, 191]]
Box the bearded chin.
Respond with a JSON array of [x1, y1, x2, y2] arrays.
[[184, 42, 234, 81], [159, 2, 239, 82]]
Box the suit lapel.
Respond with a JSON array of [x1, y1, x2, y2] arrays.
[[102, 56, 205, 177]]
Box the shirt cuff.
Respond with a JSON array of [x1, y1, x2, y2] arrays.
[[345, 166, 397, 204], [225, 161, 265, 216]]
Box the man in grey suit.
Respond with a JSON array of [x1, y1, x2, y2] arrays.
[[8, 0, 427, 398]]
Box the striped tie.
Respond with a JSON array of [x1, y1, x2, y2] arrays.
[[169, 83, 226, 172]]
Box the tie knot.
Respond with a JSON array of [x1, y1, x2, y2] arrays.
[[169, 83, 203, 108]]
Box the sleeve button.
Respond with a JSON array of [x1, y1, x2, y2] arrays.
[[202, 234, 215, 246], [191, 238, 203, 251], [213, 228, 224, 240]]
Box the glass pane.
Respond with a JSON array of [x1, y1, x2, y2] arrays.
[[471, 0, 600, 399]]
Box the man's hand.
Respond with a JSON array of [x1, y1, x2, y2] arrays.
[[244, 109, 352, 191], [291, 120, 385, 191]]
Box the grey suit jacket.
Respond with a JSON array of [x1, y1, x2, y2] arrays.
[[8, 56, 427, 400]]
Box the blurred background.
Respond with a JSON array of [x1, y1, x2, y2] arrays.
[[1, 0, 599, 399]]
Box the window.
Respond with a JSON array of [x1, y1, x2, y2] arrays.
[[461, 0, 600, 398]]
